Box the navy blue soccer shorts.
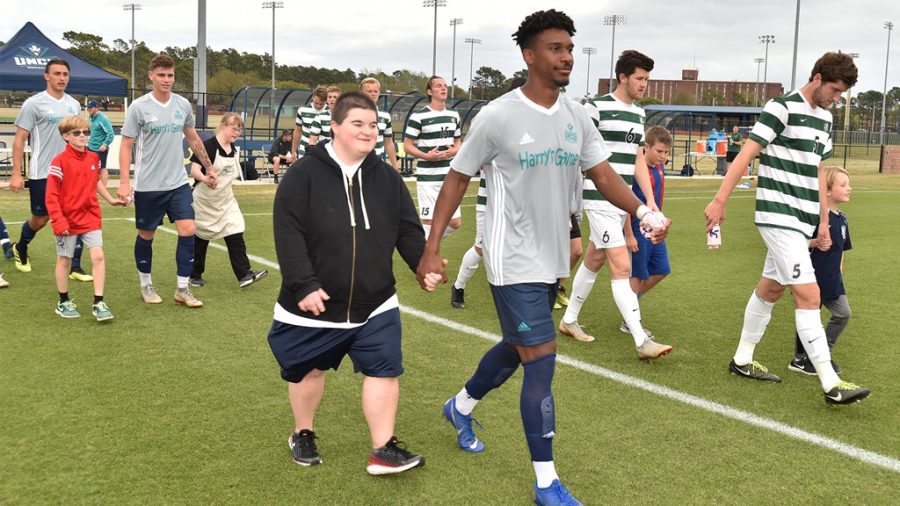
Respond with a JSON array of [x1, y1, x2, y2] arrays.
[[630, 233, 671, 280], [133, 184, 194, 231], [489, 283, 557, 347], [28, 178, 48, 216], [267, 308, 403, 383]]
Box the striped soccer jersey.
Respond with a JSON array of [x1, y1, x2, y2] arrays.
[[375, 109, 393, 158], [750, 90, 834, 238], [295, 103, 326, 153], [310, 110, 333, 143], [583, 94, 645, 213], [405, 105, 461, 182]]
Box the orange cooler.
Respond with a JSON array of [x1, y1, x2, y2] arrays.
[[716, 139, 727, 155], [696, 140, 706, 153]]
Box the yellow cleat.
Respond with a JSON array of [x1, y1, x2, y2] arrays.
[[12, 243, 31, 273]]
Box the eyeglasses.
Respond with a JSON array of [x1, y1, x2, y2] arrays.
[[66, 130, 90, 137], [228, 124, 243, 132]]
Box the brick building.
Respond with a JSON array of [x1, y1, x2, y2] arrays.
[[596, 69, 784, 106]]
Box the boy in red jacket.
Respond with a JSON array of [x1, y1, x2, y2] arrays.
[[46, 116, 122, 320]]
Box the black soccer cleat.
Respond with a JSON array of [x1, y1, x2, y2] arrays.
[[450, 286, 465, 309]]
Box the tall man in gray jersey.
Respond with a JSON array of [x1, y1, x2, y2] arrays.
[[117, 53, 215, 307], [416, 10, 670, 506], [9, 59, 91, 280]]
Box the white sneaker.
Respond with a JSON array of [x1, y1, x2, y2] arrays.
[[140, 284, 163, 304]]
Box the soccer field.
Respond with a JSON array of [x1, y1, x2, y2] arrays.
[[1, 171, 899, 505]]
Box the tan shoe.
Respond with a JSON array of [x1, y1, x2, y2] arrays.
[[558, 319, 595, 342], [140, 284, 163, 304], [174, 287, 203, 308], [636, 339, 672, 360]]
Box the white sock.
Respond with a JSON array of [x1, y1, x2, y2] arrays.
[[454, 246, 482, 290], [177, 276, 189, 289], [454, 387, 478, 415], [562, 263, 597, 324], [442, 226, 457, 239], [533, 461, 559, 489], [796, 309, 839, 391], [611, 278, 647, 347], [138, 272, 152, 287], [733, 291, 774, 365], [422, 224, 431, 240]]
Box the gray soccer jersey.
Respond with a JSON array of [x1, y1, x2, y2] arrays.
[[14, 91, 80, 179], [121, 93, 195, 192], [451, 89, 610, 285]]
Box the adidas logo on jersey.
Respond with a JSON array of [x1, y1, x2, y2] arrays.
[[519, 132, 535, 145]]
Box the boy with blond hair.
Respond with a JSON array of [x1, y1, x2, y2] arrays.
[[46, 116, 122, 319]]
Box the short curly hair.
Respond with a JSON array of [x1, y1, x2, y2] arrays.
[[615, 50, 654, 82], [512, 9, 575, 50], [810, 52, 858, 88]]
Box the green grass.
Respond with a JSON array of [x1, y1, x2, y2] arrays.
[[1, 165, 899, 505]]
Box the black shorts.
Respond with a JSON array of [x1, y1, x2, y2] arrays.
[[489, 283, 557, 346], [267, 308, 403, 382], [726, 151, 739, 163], [89, 148, 109, 169], [569, 214, 581, 240], [133, 184, 194, 231]]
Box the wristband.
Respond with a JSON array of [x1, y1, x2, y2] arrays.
[[636, 205, 651, 220]]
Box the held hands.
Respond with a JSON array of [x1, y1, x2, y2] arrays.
[[117, 182, 132, 203], [205, 171, 218, 189], [639, 211, 670, 244], [416, 253, 449, 291], [816, 222, 832, 252], [298, 288, 331, 315], [9, 174, 24, 192]]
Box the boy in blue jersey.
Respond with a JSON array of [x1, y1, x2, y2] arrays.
[[624, 126, 671, 310], [416, 10, 670, 505], [788, 166, 853, 375], [117, 53, 216, 308]]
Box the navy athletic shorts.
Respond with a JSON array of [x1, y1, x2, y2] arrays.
[[267, 308, 403, 383], [630, 233, 671, 280], [133, 184, 194, 231], [28, 179, 48, 216], [489, 283, 557, 347]]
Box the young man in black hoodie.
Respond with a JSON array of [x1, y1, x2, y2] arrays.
[[269, 91, 442, 475]]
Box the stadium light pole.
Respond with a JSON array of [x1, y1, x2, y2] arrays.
[[754, 57, 765, 106], [880, 21, 893, 145], [423, 0, 447, 76], [466, 37, 481, 100], [759, 35, 775, 101], [790, 0, 801, 90], [604, 15, 627, 92], [842, 53, 859, 141], [262, 2, 283, 132], [450, 18, 463, 99], [123, 3, 141, 102], [582, 47, 597, 96]]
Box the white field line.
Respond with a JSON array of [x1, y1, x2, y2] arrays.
[[154, 221, 900, 475]]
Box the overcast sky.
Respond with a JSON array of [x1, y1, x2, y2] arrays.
[[2, 0, 897, 96]]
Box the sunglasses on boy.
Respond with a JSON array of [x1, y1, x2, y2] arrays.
[[66, 129, 90, 137]]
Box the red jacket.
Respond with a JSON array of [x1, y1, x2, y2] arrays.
[[45, 144, 103, 235]]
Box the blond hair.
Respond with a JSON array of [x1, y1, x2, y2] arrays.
[[58, 115, 89, 135], [217, 112, 244, 132], [824, 166, 849, 190], [359, 77, 381, 89]]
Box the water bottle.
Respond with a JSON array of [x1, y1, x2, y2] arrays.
[[707, 223, 721, 249]]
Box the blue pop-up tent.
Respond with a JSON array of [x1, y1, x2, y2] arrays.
[[0, 22, 127, 96]]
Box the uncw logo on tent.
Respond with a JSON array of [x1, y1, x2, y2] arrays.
[[14, 42, 57, 69]]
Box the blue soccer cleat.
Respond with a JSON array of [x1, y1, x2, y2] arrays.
[[442, 397, 484, 453], [534, 479, 582, 506]]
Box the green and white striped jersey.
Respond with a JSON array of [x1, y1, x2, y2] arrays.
[[375, 109, 393, 158], [295, 104, 326, 153], [405, 105, 461, 182], [310, 110, 333, 143], [750, 90, 833, 238], [582, 94, 645, 212]]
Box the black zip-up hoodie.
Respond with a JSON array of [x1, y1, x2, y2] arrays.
[[273, 143, 425, 324]]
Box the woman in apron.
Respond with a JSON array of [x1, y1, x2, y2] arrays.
[[188, 112, 267, 288]]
